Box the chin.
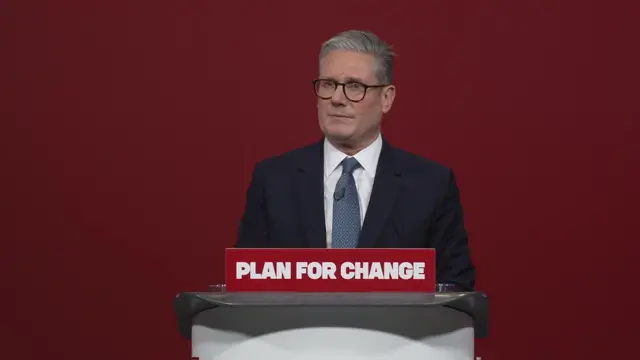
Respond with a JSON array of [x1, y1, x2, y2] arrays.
[[327, 133, 354, 142], [323, 125, 355, 141]]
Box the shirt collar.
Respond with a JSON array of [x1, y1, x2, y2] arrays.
[[323, 133, 382, 180]]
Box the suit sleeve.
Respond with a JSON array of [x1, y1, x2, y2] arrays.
[[429, 169, 476, 291], [235, 163, 270, 248]]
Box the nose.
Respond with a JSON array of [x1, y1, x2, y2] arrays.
[[330, 84, 347, 106]]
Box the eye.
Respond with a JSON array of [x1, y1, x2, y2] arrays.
[[319, 80, 335, 88], [346, 82, 365, 90]]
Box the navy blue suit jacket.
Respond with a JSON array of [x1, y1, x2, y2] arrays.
[[235, 138, 476, 290]]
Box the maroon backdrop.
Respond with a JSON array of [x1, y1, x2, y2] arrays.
[[4, 1, 639, 360]]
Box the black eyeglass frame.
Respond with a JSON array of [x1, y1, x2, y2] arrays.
[[312, 79, 390, 103]]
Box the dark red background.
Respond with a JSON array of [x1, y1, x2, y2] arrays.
[[4, 1, 639, 360]]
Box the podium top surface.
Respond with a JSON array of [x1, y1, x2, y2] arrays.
[[180, 291, 476, 306], [175, 291, 489, 339]]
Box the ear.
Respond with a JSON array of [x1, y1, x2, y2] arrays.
[[381, 85, 396, 114]]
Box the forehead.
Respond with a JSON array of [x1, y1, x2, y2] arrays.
[[319, 50, 378, 82]]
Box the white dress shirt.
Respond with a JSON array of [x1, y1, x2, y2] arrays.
[[323, 134, 383, 248]]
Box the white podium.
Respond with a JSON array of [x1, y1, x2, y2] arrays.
[[175, 291, 489, 360]]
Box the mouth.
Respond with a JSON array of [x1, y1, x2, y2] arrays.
[[328, 114, 353, 119]]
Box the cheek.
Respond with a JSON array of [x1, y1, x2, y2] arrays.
[[353, 101, 378, 121], [317, 101, 330, 114]]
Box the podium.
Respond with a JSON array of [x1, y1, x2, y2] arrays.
[[175, 290, 489, 360]]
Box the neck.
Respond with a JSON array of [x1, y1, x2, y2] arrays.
[[329, 132, 379, 156]]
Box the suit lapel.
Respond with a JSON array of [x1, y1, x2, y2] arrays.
[[358, 140, 402, 248], [295, 139, 327, 248]]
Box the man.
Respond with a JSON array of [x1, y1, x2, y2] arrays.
[[235, 30, 475, 290]]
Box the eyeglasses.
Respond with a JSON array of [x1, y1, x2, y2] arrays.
[[312, 79, 388, 102]]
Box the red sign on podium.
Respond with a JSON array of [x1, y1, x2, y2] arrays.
[[225, 248, 436, 292]]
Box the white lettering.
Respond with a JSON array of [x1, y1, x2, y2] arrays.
[[296, 262, 338, 279], [236, 261, 291, 279], [296, 262, 308, 279], [410, 262, 425, 280], [261, 262, 276, 279], [340, 262, 426, 280], [236, 262, 251, 279], [307, 262, 322, 279], [341, 262, 355, 279], [322, 262, 337, 279]]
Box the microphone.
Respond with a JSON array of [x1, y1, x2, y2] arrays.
[[333, 186, 346, 201]]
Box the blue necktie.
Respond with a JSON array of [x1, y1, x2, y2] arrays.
[[332, 157, 362, 248]]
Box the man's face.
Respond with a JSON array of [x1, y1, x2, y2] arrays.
[[317, 50, 395, 146]]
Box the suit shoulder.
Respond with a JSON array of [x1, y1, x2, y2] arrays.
[[391, 147, 452, 178], [252, 142, 319, 174]]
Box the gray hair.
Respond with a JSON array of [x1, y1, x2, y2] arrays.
[[319, 30, 396, 84]]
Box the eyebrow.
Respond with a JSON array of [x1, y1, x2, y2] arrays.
[[320, 76, 366, 83], [343, 76, 365, 83]]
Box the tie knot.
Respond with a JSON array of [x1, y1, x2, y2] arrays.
[[341, 157, 361, 175]]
